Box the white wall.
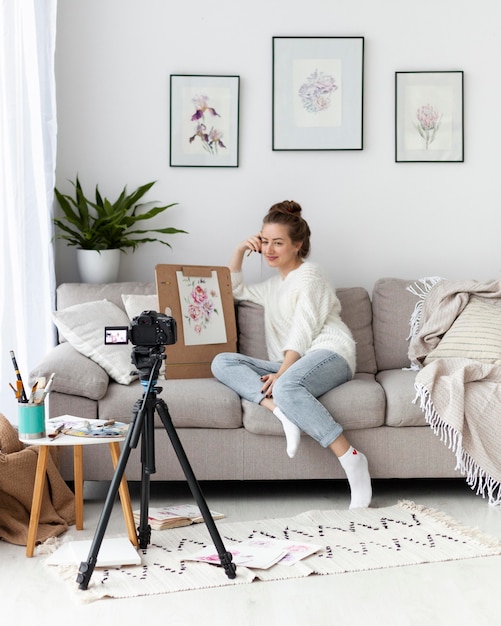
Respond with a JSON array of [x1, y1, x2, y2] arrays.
[[54, 0, 501, 293]]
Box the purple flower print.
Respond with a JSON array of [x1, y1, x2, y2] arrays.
[[416, 104, 442, 149], [189, 95, 226, 155], [298, 70, 338, 113]]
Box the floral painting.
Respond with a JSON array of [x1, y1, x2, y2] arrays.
[[273, 37, 364, 150], [293, 60, 342, 128], [170, 75, 240, 167], [189, 95, 226, 155], [395, 71, 464, 163], [176, 271, 228, 346]]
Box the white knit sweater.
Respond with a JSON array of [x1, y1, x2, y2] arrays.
[[231, 262, 356, 374]]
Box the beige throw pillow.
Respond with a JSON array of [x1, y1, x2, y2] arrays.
[[53, 300, 137, 385], [424, 296, 501, 365]]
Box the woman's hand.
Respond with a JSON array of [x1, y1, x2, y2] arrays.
[[260, 372, 279, 397], [229, 233, 262, 273], [243, 233, 262, 255]]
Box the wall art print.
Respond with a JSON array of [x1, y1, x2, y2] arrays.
[[395, 71, 464, 163], [272, 36, 364, 150], [170, 74, 240, 167], [176, 270, 228, 346]]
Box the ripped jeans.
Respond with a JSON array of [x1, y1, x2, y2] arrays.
[[211, 349, 352, 448]]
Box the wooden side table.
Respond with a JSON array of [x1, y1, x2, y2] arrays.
[[20, 419, 138, 557]]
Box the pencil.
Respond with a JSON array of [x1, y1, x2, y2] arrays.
[[9, 350, 28, 403]]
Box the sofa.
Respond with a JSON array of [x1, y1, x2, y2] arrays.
[[30, 277, 458, 483]]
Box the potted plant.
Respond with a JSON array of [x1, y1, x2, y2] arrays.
[[53, 176, 186, 282]]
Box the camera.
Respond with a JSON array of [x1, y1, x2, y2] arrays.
[[105, 310, 177, 347]]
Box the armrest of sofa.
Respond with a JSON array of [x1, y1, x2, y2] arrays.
[[29, 342, 110, 400]]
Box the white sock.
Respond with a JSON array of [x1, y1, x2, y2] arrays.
[[273, 407, 301, 458], [338, 446, 372, 509]]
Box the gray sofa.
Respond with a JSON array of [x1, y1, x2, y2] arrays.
[[30, 277, 457, 483]]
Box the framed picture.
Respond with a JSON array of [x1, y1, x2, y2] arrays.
[[395, 71, 464, 163], [170, 75, 240, 167], [272, 36, 364, 151]]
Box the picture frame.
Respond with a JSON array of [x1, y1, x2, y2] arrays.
[[272, 36, 364, 151], [395, 71, 464, 163], [170, 74, 240, 167]]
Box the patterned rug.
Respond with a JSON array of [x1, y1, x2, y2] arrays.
[[47, 500, 501, 603]]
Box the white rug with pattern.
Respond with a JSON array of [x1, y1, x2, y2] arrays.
[[47, 500, 501, 603]]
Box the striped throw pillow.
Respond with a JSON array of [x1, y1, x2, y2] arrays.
[[424, 296, 501, 364]]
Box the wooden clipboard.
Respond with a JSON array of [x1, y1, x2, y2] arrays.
[[155, 264, 237, 379]]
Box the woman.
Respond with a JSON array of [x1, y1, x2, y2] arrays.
[[211, 201, 371, 508]]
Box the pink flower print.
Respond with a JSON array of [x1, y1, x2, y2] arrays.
[[188, 304, 202, 321], [415, 104, 442, 149], [191, 285, 208, 304]]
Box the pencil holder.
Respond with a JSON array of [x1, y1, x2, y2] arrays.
[[18, 403, 45, 439]]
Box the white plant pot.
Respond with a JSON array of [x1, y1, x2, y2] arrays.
[[77, 249, 121, 283]]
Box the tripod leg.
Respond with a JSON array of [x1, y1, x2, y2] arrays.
[[155, 399, 236, 580], [137, 399, 156, 548], [76, 401, 144, 590]]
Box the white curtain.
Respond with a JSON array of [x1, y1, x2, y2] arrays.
[[0, 0, 58, 423]]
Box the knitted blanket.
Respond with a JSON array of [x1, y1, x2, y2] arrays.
[[0, 414, 75, 546], [409, 280, 501, 506]]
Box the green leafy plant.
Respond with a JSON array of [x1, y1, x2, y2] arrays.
[[53, 176, 187, 251]]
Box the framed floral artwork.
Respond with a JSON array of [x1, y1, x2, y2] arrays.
[[395, 71, 464, 162], [170, 74, 240, 167], [272, 36, 364, 151]]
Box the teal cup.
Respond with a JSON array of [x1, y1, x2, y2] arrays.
[[18, 403, 46, 439]]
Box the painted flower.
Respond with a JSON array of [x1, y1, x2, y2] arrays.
[[415, 104, 442, 149], [189, 94, 226, 155], [298, 70, 338, 113], [191, 95, 220, 121], [182, 277, 219, 334]]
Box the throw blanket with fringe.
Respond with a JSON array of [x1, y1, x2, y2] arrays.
[[409, 279, 501, 506], [0, 414, 75, 546]]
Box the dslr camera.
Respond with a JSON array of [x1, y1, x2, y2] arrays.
[[105, 310, 177, 347]]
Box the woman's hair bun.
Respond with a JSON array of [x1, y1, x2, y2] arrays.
[[268, 200, 302, 217]]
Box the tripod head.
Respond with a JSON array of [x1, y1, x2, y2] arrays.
[[131, 345, 166, 388]]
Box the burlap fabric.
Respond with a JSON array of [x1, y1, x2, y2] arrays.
[[0, 413, 75, 546]]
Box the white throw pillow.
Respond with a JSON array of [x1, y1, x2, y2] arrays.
[[121, 293, 159, 320], [53, 300, 137, 385]]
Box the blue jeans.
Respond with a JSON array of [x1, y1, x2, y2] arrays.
[[211, 349, 352, 448]]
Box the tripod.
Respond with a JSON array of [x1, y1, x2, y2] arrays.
[[76, 345, 236, 590]]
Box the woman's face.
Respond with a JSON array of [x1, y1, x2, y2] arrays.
[[260, 223, 302, 276]]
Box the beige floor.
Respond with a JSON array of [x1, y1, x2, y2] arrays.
[[1, 478, 500, 626]]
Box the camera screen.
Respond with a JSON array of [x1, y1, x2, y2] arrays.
[[104, 327, 129, 345]]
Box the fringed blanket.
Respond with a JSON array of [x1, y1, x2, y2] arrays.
[[0, 414, 75, 546], [409, 279, 501, 506]]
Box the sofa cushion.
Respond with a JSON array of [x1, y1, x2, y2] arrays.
[[52, 300, 137, 385], [236, 301, 268, 360], [236, 287, 376, 375], [376, 369, 426, 427], [29, 342, 110, 400], [242, 373, 385, 436], [372, 278, 424, 371], [98, 378, 243, 428], [337, 287, 376, 374]]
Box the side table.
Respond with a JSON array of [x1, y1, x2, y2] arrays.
[[20, 418, 139, 557]]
